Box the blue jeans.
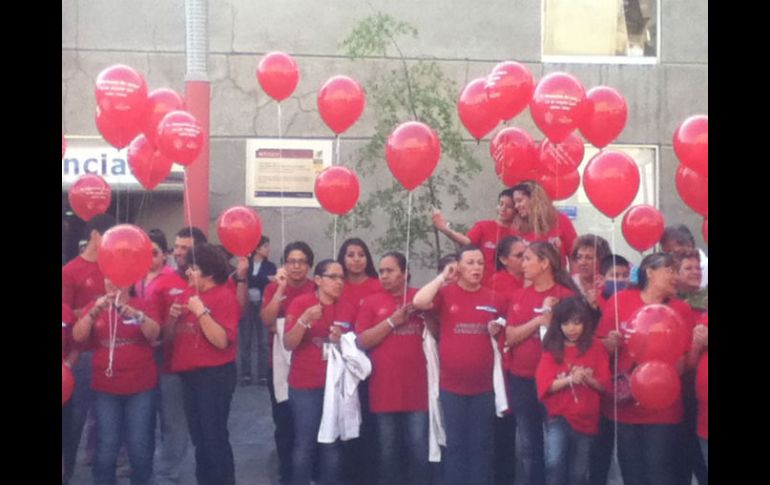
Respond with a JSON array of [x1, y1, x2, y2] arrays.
[[699, 439, 707, 470], [64, 351, 95, 483], [289, 387, 342, 485], [268, 371, 295, 483], [616, 422, 679, 485], [92, 388, 156, 485], [439, 390, 495, 485], [588, 417, 613, 485], [180, 362, 237, 485], [494, 412, 517, 485], [154, 372, 190, 485], [374, 411, 430, 485], [508, 375, 546, 485], [239, 301, 269, 380], [545, 416, 593, 485]]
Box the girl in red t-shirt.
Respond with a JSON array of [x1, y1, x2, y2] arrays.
[[72, 278, 161, 485], [536, 296, 610, 485], [337, 237, 382, 309]]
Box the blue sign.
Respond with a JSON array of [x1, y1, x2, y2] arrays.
[[557, 206, 577, 220]]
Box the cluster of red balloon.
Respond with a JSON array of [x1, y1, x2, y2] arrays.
[[626, 304, 689, 410], [673, 115, 708, 239], [386, 121, 442, 191]]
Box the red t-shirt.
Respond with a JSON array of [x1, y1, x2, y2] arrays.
[[170, 285, 240, 373], [135, 266, 176, 307], [487, 269, 524, 314], [696, 351, 708, 440], [356, 289, 427, 413], [285, 293, 357, 389], [62, 303, 75, 359], [595, 289, 696, 424], [506, 284, 575, 377], [516, 212, 577, 268], [536, 339, 611, 435], [340, 277, 383, 310], [149, 270, 189, 373], [62, 256, 105, 313], [263, 279, 316, 367], [82, 297, 159, 395], [433, 283, 502, 395], [467, 220, 516, 286]]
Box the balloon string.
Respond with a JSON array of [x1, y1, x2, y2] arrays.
[[403, 191, 413, 307], [335, 135, 340, 166], [333, 215, 338, 259], [610, 217, 620, 463], [183, 169, 200, 298], [278, 103, 286, 253]]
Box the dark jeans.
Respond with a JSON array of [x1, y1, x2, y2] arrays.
[[341, 379, 377, 485], [616, 422, 679, 485], [508, 375, 546, 485], [374, 411, 430, 485], [288, 387, 342, 485], [268, 371, 295, 483], [62, 399, 73, 480], [239, 301, 269, 380], [494, 412, 517, 485], [180, 362, 237, 485], [92, 389, 157, 485], [678, 384, 708, 485], [544, 416, 593, 485], [588, 417, 614, 485], [699, 439, 707, 470], [439, 390, 495, 485], [64, 351, 95, 483]]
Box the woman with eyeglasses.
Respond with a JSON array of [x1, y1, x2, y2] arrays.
[[503, 241, 579, 485], [134, 229, 175, 309], [260, 241, 316, 485], [414, 245, 504, 485], [432, 188, 518, 286], [72, 278, 161, 485], [283, 259, 357, 485], [593, 252, 696, 485], [510, 181, 578, 269]]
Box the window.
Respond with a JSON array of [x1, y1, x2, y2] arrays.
[[542, 0, 658, 64], [555, 145, 658, 265]]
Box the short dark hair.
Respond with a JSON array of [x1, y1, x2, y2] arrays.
[[175, 226, 207, 246], [499, 188, 515, 199], [571, 234, 611, 263], [437, 254, 458, 274], [186, 243, 230, 285], [599, 254, 630, 276], [337, 238, 378, 279], [636, 252, 675, 290], [381, 251, 410, 282], [86, 213, 116, 238], [259, 235, 270, 247], [660, 224, 695, 249], [542, 296, 597, 364], [147, 228, 168, 253], [314, 258, 340, 278], [283, 241, 314, 268], [671, 248, 700, 270]]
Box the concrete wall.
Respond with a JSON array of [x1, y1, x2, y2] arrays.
[[62, 0, 708, 281]]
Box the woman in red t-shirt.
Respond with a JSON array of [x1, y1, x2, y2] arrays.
[[503, 241, 579, 485], [511, 180, 577, 268], [283, 259, 356, 485], [594, 252, 696, 485], [168, 243, 241, 485], [536, 296, 610, 485], [414, 245, 503, 485], [356, 251, 429, 485], [72, 278, 161, 485]]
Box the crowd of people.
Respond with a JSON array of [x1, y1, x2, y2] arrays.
[[62, 179, 708, 485]]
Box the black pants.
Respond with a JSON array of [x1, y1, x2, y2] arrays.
[[341, 379, 377, 485], [494, 412, 517, 485], [180, 362, 237, 485], [267, 370, 295, 483], [588, 417, 614, 485], [677, 373, 708, 485]]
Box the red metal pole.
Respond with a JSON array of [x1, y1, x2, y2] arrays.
[[183, 80, 210, 236]]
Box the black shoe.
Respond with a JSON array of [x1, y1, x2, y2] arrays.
[[240, 375, 252, 386]]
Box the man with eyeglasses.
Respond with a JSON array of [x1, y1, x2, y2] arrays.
[[260, 241, 316, 485]]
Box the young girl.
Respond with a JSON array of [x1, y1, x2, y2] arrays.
[[536, 297, 610, 485]]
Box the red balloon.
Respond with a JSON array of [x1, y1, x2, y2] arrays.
[[490, 127, 537, 185], [314, 166, 360, 215], [537, 169, 580, 201], [675, 164, 708, 217], [485, 61, 534, 121], [673, 115, 708, 177], [95, 64, 148, 119], [579, 86, 628, 149], [386, 121, 442, 191], [537, 133, 585, 174], [69, 174, 112, 221], [626, 304, 687, 364], [97, 224, 153, 287], [96, 108, 142, 149], [621, 205, 665, 253], [62, 134, 66, 160], [217, 206, 263, 257], [583, 150, 639, 219], [529, 72, 587, 143], [257, 51, 299, 102], [128, 135, 174, 190], [144, 88, 185, 146], [630, 361, 681, 411], [317, 76, 366, 135], [458, 77, 499, 141], [62, 363, 74, 406], [156, 110, 204, 166], [702, 217, 708, 244]]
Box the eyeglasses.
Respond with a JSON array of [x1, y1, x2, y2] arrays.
[[512, 252, 525, 258], [286, 258, 308, 266], [320, 274, 345, 282]]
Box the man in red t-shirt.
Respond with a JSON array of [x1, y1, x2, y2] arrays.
[[61, 213, 115, 484]]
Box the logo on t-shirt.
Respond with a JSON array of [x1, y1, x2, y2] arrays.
[[454, 323, 488, 335], [449, 304, 460, 314], [377, 307, 390, 317], [484, 242, 496, 249], [84, 277, 95, 289], [511, 303, 521, 314], [169, 288, 184, 296]]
